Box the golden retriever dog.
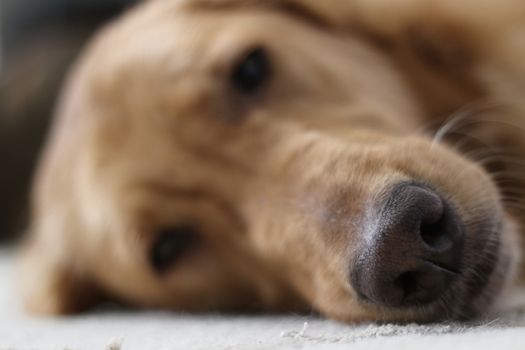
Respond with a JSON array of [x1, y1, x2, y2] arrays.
[[18, 0, 525, 323]]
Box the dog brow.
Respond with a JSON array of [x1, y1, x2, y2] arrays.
[[182, 0, 333, 30]]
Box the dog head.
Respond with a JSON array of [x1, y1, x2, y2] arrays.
[[19, 0, 521, 322]]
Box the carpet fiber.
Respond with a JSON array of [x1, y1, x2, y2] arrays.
[[1, 249, 525, 350]]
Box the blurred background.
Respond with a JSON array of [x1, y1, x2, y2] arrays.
[[0, 0, 138, 243]]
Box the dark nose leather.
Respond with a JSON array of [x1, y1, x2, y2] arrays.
[[351, 183, 463, 307]]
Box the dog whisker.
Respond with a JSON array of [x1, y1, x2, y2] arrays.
[[431, 100, 505, 147]]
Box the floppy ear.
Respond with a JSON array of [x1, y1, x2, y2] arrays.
[[17, 235, 100, 315]]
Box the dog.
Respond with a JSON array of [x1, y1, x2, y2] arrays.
[[17, 0, 525, 323]]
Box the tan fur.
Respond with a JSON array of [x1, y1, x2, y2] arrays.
[[18, 0, 525, 322]]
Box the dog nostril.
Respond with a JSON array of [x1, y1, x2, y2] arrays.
[[392, 264, 456, 305], [419, 196, 460, 252], [351, 183, 464, 308], [395, 271, 420, 300], [420, 216, 447, 248]]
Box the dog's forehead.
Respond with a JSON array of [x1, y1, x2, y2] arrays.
[[91, 0, 323, 82], [181, 0, 375, 32], [180, 0, 335, 27]]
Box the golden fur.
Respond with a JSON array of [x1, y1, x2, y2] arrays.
[[18, 0, 525, 322]]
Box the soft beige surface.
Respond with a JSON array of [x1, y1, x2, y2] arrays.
[[1, 249, 525, 350]]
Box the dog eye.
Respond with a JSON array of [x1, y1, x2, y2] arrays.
[[231, 47, 272, 94], [151, 226, 200, 273]]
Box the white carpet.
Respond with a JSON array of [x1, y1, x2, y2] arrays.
[[1, 249, 525, 350]]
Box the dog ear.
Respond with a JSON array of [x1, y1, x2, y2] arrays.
[[17, 235, 101, 315]]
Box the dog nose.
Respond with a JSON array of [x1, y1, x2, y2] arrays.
[[351, 183, 463, 307]]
